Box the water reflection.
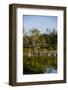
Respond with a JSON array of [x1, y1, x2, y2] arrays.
[[44, 68, 57, 73]]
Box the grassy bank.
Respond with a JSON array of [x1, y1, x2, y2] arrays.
[[23, 52, 57, 74]]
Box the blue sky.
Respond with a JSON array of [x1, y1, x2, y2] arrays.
[[23, 15, 57, 34]]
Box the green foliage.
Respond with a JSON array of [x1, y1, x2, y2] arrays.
[[23, 28, 57, 50], [23, 54, 57, 74], [23, 28, 57, 74]]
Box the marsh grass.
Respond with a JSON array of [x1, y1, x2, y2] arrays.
[[23, 51, 57, 74]]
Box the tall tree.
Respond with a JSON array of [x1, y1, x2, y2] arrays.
[[30, 28, 40, 56]]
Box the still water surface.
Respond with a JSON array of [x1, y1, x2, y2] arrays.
[[44, 67, 57, 73]]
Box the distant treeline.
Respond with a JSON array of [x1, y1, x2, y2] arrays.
[[23, 28, 57, 50]]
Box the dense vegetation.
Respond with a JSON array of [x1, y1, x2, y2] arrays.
[[23, 28, 57, 74]]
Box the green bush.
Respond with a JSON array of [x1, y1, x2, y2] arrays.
[[23, 54, 57, 74]]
